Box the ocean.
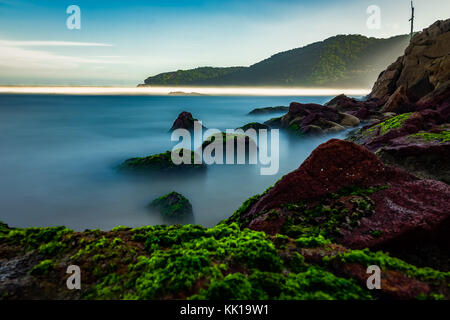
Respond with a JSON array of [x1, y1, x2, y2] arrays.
[[0, 94, 356, 230]]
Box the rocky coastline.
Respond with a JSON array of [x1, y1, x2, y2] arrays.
[[1, 19, 449, 300]]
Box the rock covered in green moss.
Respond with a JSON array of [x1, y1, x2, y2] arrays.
[[119, 149, 205, 173], [237, 122, 270, 131], [0, 221, 448, 300], [228, 139, 450, 269], [149, 192, 193, 219]]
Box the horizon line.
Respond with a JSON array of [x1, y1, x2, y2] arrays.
[[0, 86, 371, 97]]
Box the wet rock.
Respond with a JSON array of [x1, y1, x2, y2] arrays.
[[276, 102, 360, 135], [248, 106, 288, 115], [381, 86, 413, 113], [170, 111, 206, 131], [119, 149, 205, 173], [237, 122, 270, 131], [231, 139, 450, 262], [149, 192, 193, 220]]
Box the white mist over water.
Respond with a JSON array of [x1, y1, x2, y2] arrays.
[[0, 94, 356, 230], [0, 86, 370, 97]]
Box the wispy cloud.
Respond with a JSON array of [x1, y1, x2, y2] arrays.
[[0, 40, 113, 47], [0, 39, 123, 71]]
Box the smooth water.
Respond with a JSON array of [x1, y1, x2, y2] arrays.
[[0, 94, 354, 230]]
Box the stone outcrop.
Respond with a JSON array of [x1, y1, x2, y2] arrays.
[[266, 102, 360, 135], [370, 19, 450, 104], [230, 139, 450, 264]]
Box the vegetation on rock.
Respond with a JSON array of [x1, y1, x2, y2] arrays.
[[119, 149, 205, 172], [149, 192, 193, 219]]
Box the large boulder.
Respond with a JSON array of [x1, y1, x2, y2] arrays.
[[229, 139, 450, 265]]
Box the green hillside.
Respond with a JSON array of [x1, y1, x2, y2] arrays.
[[141, 34, 410, 88]]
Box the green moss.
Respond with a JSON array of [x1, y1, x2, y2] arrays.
[[191, 267, 372, 300], [111, 226, 131, 232], [85, 223, 284, 299], [149, 192, 193, 219], [282, 185, 389, 240], [371, 230, 383, 238], [409, 131, 450, 143], [120, 149, 205, 171], [0, 226, 71, 251], [295, 235, 331, 248], [30, 259, 55, 275], [326, 249, 450, 283], [365, 113, 412, 135], [71, 236, 110, 261], [39, 241, 65, 256]]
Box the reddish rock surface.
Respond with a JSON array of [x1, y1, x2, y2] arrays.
[[241, 139, 450, 254], [247, 139, 386, 217], [274, 102, 360, 135]]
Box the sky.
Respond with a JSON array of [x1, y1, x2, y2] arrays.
[[0, 0, 449, 86]]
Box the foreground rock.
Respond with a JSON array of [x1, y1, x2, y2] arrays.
[[149, 192, 193, 220], [227, 139, 450, 270], [119, 149, 205, 173], [264, 102, 360, 135], [1, 221, 448, 300]]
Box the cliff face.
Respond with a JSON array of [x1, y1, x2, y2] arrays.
[[370, 19, 450, 104]]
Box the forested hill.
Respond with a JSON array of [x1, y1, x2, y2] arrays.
[[140, 34, 410, 88]]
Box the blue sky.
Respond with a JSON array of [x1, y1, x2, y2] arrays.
[[0, 0, 449, 85]]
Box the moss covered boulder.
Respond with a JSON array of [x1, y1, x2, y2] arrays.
[[237, 122, 270, 131], [119, 149, 205, 173], [149, 192, 193, 220], [227, 139, 450, 270], [1, 222, 448, 300]]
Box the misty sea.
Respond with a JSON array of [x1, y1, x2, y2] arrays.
[[0, 94, 357, 230]]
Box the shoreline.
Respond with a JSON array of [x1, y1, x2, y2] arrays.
[[0, 86, 370, 97]]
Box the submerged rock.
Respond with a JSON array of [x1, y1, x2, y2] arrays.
[[119, 149, 205, 173], [149, 192, 193, 219], [237, 122, 270, 131], [170, 111, 206, 131], [247, 106, 289, 115]]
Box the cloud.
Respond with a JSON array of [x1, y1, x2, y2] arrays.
[[0, 40, 113, 47], [0, 39, 123, 71]]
